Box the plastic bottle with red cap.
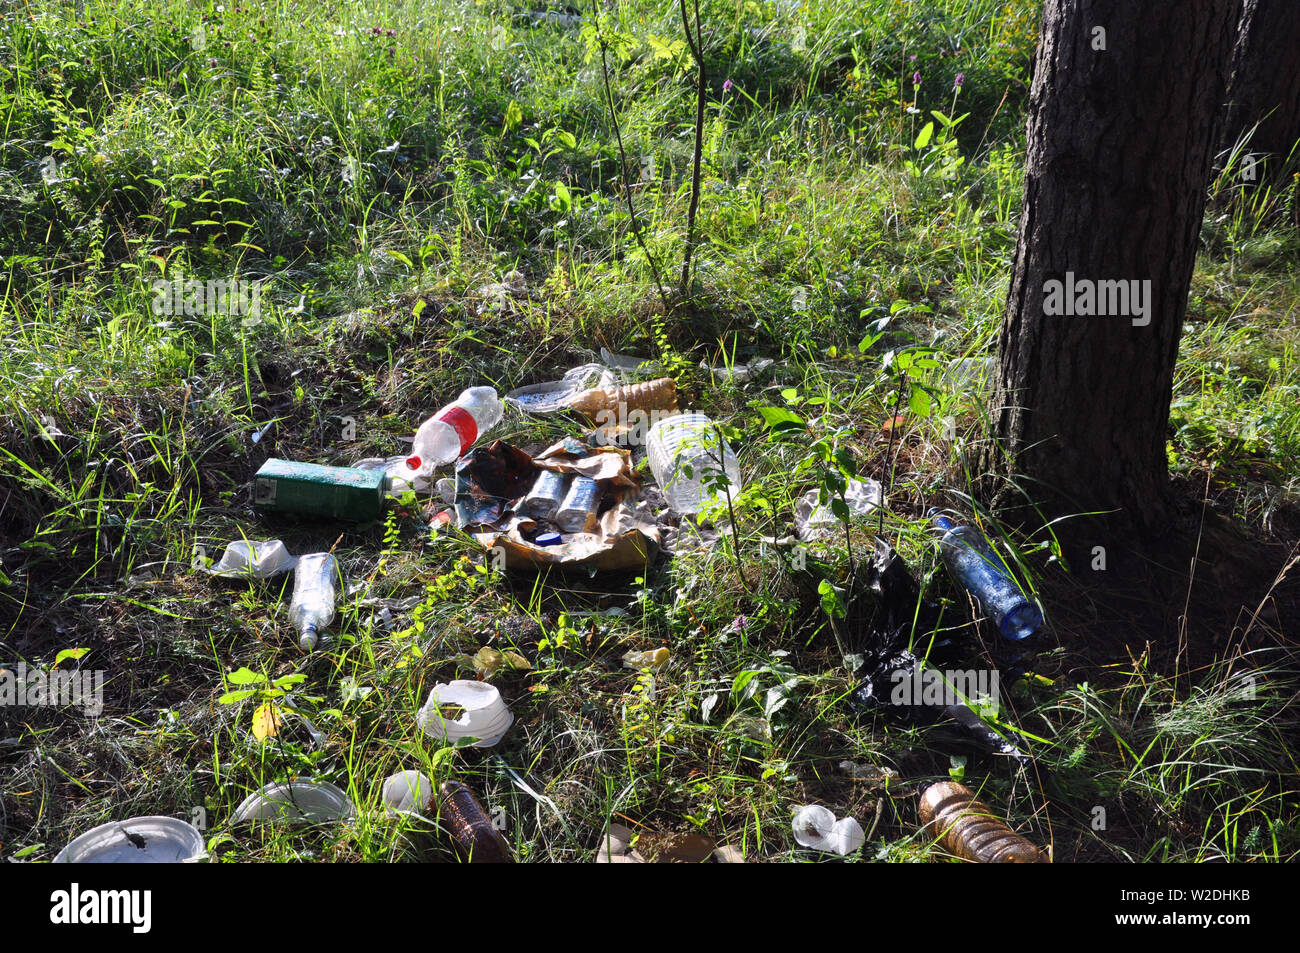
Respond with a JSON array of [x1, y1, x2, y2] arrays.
[[405, 387, 504, 476]]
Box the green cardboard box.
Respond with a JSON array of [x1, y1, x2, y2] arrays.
[[253, 458, 386, 521]]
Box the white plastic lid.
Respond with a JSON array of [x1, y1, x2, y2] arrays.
[[232, 780, 354, 826], [54, 816, 206, 863]]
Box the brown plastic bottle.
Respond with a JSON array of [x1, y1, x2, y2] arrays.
[[566, 377, 679, 421], [918, 782, 1045, 863], [438, 780, 514, 863]]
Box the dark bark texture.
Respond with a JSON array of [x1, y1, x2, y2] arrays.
[[1219, 0, 1300, 177], [985, 0, 1239, 539]]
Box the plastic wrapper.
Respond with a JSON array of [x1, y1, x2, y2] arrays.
[[504, 364, 614, 413], [202, 539, 298, 579], [794, 477, 882, 540], [792, 805, 865, 856]]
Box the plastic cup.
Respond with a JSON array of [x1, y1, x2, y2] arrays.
[[417, 680, 513, 747]]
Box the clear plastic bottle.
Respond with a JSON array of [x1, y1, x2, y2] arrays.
[[646, 413, 742, 515], [928, 509, 1042, 641], [290, 553, 339, 651], [405, 387, 503, 476]]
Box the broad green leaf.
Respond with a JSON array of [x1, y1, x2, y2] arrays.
[[758, 406, 805, 431], [819, 579, 847, 619], [550, 182, 572, 212], [503, 100, 523, 132], [914, 122, 934, 149], [226, 667, 265, 685], [53, 647, 89, 668]]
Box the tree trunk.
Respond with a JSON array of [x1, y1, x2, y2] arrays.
[[1219, 0, 1300, 181], [983, 1, 1239, 542]]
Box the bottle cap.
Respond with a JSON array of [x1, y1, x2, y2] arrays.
[[405, 455, 422, 471], [926, 508, 955, 532]]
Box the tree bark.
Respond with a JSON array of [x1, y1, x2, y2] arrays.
[[1218, 0, 1300, 181], [983, 1, 1239, 542]]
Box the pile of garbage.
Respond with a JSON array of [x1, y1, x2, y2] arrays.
[[53, 346, 1051, 864]]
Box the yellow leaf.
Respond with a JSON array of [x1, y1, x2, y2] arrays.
[[252, 703, 281, 742]]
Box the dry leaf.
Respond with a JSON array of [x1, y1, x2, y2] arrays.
[[472, 647, 505, 676]]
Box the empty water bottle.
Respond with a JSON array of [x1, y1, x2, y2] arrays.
[[646, 413, 742, 515], [290, 553, 339, 651], [919, 781, 1044, 863], [406, 387, 504, 476], [928, 509, 1042, 641]]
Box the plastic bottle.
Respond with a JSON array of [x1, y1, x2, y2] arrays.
[[290, 553, 338, 651], [918, 781, 1044, 863], [928, 509, 1042, 641], [646, 413, 742, 515], [405, 387, 503, 475], [438, 780, 513, 863], [566, 377, 679, 422]]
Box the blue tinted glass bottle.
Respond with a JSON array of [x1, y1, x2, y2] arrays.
[[928, 509, 1042, 641]]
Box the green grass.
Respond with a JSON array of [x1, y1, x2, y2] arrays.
[[1, 0, 1298, 863]]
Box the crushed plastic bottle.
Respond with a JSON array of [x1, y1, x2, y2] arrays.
[[928, 509, 1042, 641], [646, 413, 742, 515], [406, 387, 503, 476], [566, 377, 679, 422], [918, 781, 1044, 863], [439, 780, 513, 863], [290, 553, 339, 651]]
